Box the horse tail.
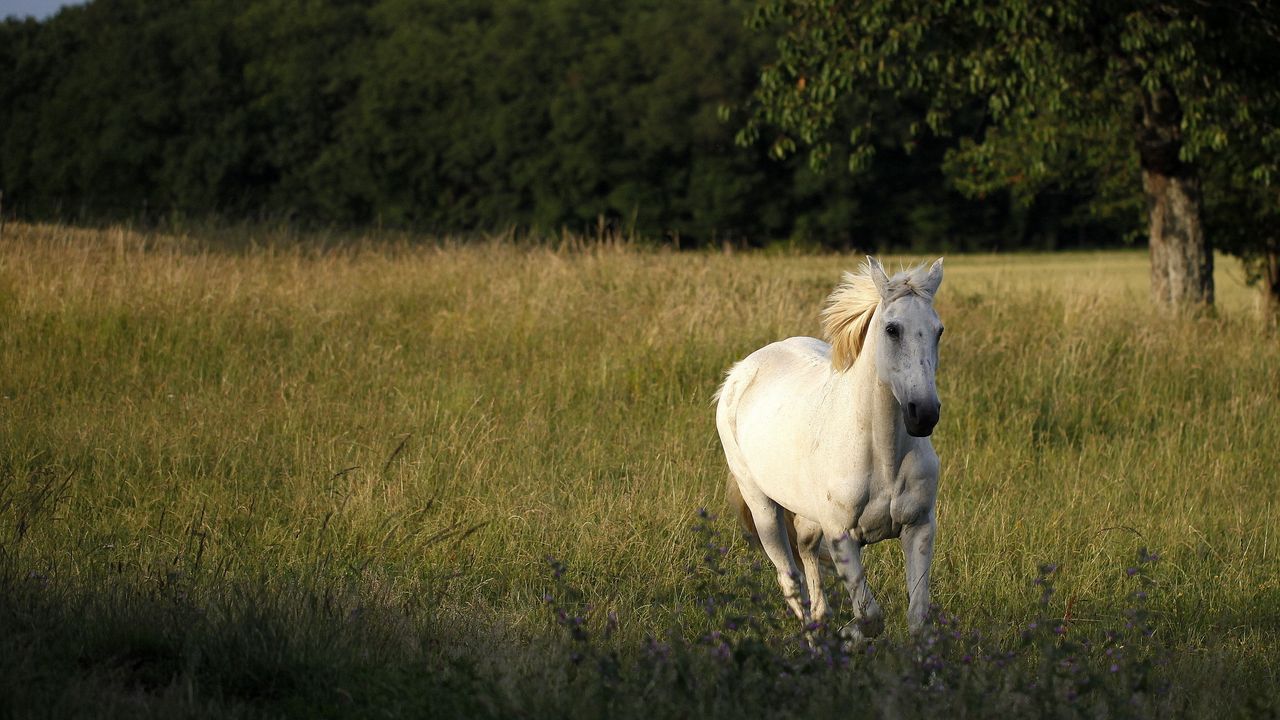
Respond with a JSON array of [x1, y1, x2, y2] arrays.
[[725, 472, 757, 538]]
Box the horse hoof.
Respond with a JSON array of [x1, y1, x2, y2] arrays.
[[838, 615, 884, 643], [861, 615, 885, 638]]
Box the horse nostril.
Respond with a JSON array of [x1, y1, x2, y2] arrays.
[[907, 402, 918, 421]]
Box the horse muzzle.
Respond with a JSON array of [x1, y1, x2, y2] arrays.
[[904, 398, 940, 437]]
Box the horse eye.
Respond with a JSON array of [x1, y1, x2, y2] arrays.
[[886, 323, 900, 339]]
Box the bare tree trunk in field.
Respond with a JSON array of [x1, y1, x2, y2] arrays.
[[1137, 85, 1214, 310], [1262, 247, 1280, 323]]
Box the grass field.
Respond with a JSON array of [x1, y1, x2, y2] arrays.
[[2, 221, 1278, 717]]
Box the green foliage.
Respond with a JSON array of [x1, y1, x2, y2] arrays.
[[742, 0, 1280, 263], [0, 0, 1119, 248]]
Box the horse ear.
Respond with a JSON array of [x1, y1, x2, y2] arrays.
[[923, 257, 943, 296], [867, 256, 890, 298]]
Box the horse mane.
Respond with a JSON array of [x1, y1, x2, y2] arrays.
[[821, 261, 935, 371]]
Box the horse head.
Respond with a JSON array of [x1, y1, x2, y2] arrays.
[[867, 257, 944, 437]]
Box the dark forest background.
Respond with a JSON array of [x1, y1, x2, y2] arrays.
[[1, 0, 1132, 249]]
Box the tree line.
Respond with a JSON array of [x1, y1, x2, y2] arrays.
[[2, 0, 1124, 251]]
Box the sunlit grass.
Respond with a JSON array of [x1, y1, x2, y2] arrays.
[[1, 221, 1277, 716]]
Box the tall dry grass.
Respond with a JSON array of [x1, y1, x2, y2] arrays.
[[1, 221, 1277, 716]]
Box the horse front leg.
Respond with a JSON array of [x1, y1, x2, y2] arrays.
[[900, 519, 936, 632], [794, 515, 829, 625], [824, 530, 883, 641]]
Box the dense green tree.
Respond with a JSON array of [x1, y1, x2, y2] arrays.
[[236, 0, 374, 220], [2, 1, 173, 216], [1196, 7, 1280, 318], [0, 16, 63, 214], [1, 0, 260, 218], [741, 0, 1280, 311], [0, 0, 1132, 249], [348, 0, 800, 239]]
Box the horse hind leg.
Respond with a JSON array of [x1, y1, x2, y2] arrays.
[[726, 475, 802, 565], [732, 478, 811, 623]]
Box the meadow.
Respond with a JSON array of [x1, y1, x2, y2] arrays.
[[1, 222, 1278, 718]]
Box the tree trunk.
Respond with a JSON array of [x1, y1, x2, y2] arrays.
[[1262, 246, 1280, 324], [1137, 85, 1214, 310]]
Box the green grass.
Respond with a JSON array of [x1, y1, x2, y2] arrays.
[[1, 222, 1278, 717]]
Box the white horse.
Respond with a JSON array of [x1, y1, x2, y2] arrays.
[[716, 257, 944, 640]]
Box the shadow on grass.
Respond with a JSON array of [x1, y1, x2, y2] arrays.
[[0, 563, 496, 719], [1, 517, 1278, 719]]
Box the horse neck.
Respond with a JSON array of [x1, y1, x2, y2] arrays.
[[836, 310, 909, 470]]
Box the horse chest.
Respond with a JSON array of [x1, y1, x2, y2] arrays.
[[853, 496, 898, 544], [837, 473, 934, 545]]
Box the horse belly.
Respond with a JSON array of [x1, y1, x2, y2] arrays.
[[735, 411, 822, 512]]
